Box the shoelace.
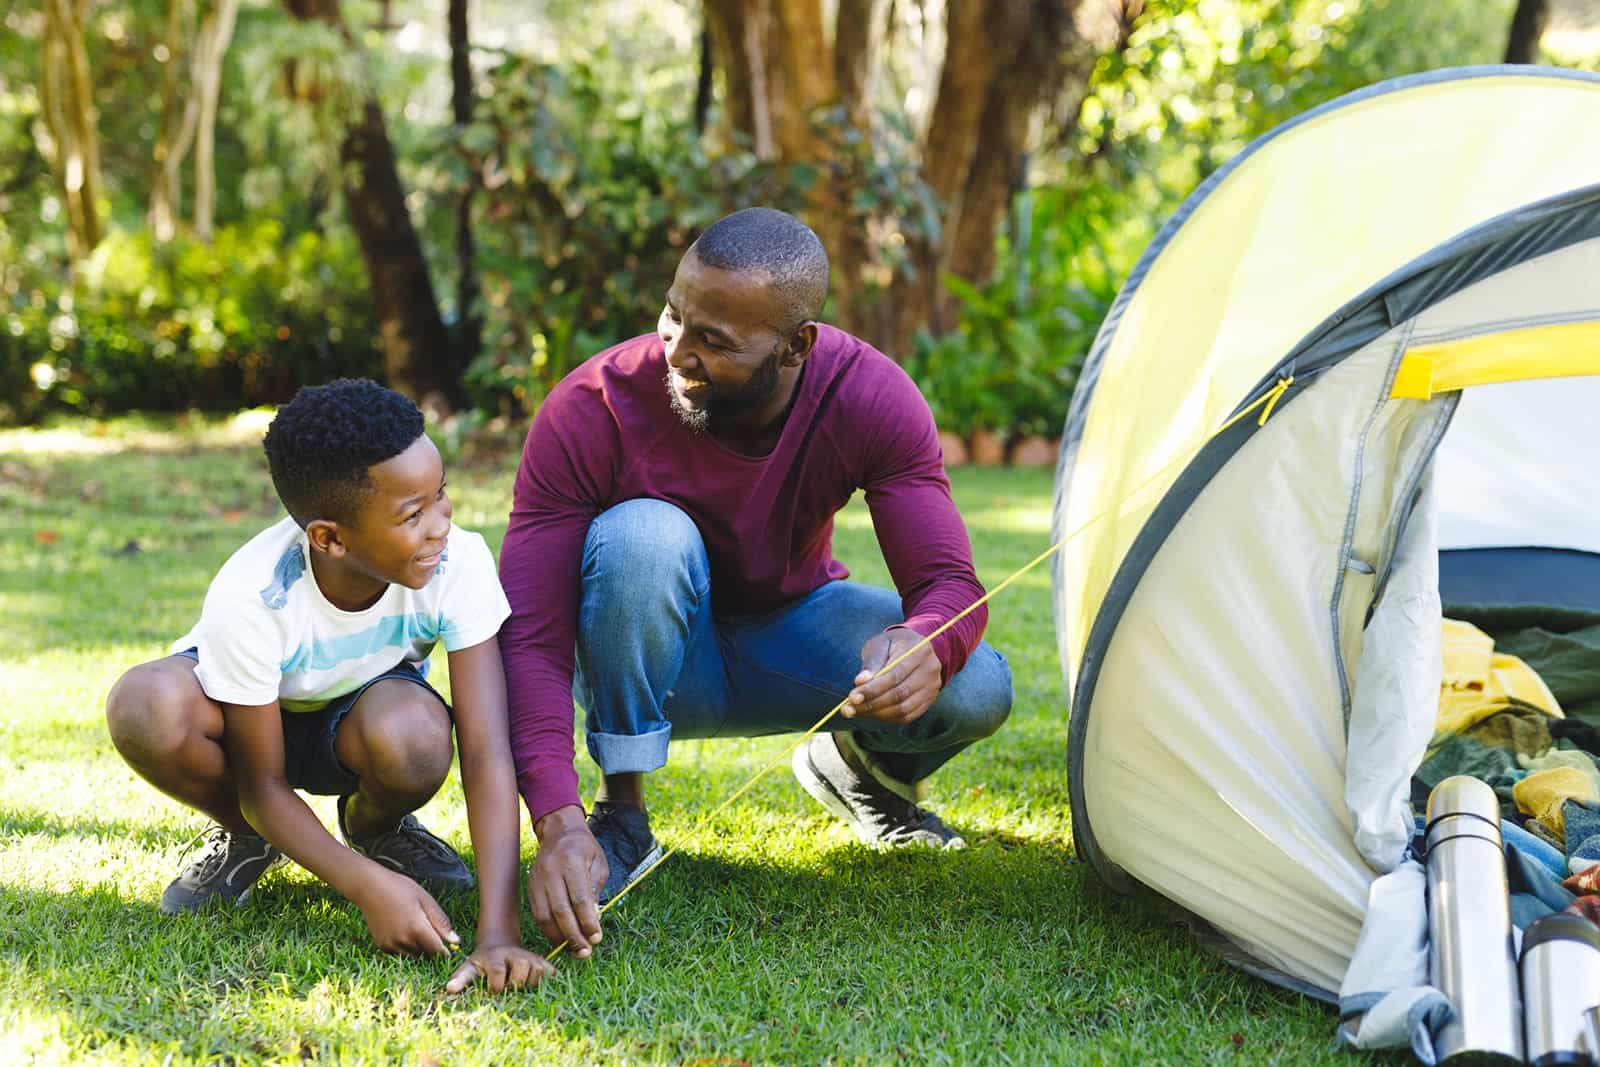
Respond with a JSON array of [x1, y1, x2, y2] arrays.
[[364, 816, 454, 865], [174, 826, 236, 882]]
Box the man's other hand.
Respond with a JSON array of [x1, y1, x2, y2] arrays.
[[528, 805, 607, 957], [845, 626, 942, 726]]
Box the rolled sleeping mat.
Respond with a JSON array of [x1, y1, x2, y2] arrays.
[[1426, 776, 1524, 1065]]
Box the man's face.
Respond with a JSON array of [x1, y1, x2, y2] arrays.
[[334, 434, 453, 590], [658, 251, 794, 432]]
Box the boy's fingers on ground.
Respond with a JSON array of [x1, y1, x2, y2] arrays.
[[444, 959, 479, 994]]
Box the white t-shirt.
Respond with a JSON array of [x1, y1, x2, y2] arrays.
[[173, 516, 511, 712]]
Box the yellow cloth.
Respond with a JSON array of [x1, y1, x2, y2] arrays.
[[1436, 619, 1564, 738], [1514, 767, 1599, 838], [1519, 749, 1600, 800]]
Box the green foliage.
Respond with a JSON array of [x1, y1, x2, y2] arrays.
[[0, 222, 380, 423], [909, 185, 1120, 438], [455, 54, 815, 413], [915, 0, 1522, 438]]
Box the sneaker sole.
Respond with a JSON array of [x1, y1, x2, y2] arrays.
[[791, 742, 887, 849], [792, 742, 966, 850], [598, 841, 664, 906]]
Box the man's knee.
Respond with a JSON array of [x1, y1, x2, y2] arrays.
[[351, 688, 453, 797], [948, 646, 1013, 742], [583, 498, 706, 592], [105, 660, 205, 765]]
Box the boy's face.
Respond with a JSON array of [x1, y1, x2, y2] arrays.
[[332, 434, 453, 590]]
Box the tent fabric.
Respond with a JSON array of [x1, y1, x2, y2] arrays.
[[1053, 66, 1600, 1001], [1077, 325, 1451, 992], [1055, 68, 1600, 689]]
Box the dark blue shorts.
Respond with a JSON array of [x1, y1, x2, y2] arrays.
[[175, 649, 445, 796]]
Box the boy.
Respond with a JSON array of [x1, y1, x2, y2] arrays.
[[106, 379, 552, 994]]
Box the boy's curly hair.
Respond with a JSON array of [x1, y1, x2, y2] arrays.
[[263, 378, 425, 527]]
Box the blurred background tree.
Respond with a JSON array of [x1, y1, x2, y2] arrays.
[[2, 0, 1596, 435]]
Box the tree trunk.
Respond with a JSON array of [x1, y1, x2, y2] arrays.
[[283, 0, 459, 411], [449, 0, 480, 381], [193, 0, 241, 240], [149, 0, 188, 240], [824, 0, 889, 340], [39, 0, 102, 261], [938, 0, 1072, 327], [1505, 0, 1549, 63], [884, 0, 996, 356], [834, 0, 887, 130], [694, 21, 714, 133], [887, 0, 1084, 360]]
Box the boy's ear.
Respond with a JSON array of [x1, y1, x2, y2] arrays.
[[305, 519, 345, 558]]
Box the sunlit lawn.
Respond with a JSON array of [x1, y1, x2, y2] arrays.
[[0, 414, 1384, 1065]]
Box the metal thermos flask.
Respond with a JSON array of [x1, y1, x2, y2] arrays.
[[1426, 775, 1523, 1064], [1522, 913, 1600, 1067]]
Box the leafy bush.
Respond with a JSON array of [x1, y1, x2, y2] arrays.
[[907, 184, 1119, 439], [0, 220, 380, 423], [451, 55, 818, 414]]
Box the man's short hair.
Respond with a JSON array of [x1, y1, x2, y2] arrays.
[[263, 378, 425, 527], [689, 207, 829, 332]]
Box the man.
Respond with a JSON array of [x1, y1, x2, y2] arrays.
[[499, 208, 1012, 956]]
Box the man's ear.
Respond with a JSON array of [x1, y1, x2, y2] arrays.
[[784, 322, 819, 367], [305, 519, 345, 559]]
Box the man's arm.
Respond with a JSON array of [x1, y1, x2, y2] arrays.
[[222, 700, 458, 956], [442, 637, 555, 992], [498, 393, 613, 952], [849, 363, 989, 724]]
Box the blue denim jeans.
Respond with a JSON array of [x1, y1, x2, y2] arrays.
[[573, 498, 1013, 786]]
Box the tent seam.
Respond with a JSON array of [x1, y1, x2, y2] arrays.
[[1330, 319, 1418, 727]]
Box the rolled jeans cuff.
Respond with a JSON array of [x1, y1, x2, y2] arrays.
[[585, 723, 673, 775]]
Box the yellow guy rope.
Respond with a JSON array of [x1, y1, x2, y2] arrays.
[[546, 374, 1295, 961]]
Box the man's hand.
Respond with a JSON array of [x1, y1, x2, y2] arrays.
[[355, 869, 460, 957], [444, 941, 555, 994], [844, 626, 943, 726], [527, 805, 607, 957]]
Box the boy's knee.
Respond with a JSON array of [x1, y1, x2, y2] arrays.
[[356, 693, 453, 797], [105, 662, 197, 762]]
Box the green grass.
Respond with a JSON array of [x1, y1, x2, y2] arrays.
[[0, 414, 1391, 1065]]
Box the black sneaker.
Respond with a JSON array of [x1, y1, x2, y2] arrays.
[[587, 802, 664, 905], [792, 732, 965, 849], [161, 825, 284, 914], [337, 795, 475, 896]]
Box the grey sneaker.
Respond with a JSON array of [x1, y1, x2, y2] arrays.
[[161, 825, 284, 914], [587, 802, 663, 905], [337, 795, 475, 896], [792, 733, 965, 849]]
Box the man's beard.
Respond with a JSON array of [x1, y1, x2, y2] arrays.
[[666, 343, 783, 433]]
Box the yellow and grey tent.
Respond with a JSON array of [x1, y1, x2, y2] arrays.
[[1052, 64, 1600, 1010]]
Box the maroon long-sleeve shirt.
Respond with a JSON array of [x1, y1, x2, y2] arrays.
[[498, 325, 989, 824]]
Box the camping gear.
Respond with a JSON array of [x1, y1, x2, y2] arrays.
[[1052, 63, 1600, 1011], [1424, 777, 1522, 1064], [1521, 914, 1600, 1067]]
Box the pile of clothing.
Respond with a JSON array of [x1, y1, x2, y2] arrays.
[[1415, 618, 1600, 923]]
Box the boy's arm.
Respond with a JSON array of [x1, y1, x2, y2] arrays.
[[441, 638, 555, 993], [221, 699, 458, 957]]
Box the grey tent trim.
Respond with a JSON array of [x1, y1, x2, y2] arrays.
[[1062, 180, 1600, 905], [1053, 65, 1600, 660]]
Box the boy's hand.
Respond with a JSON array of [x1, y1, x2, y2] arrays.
[[356, 869, 460, 957], [444, 942, 555, 994], [528, 805, 607, 956]]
